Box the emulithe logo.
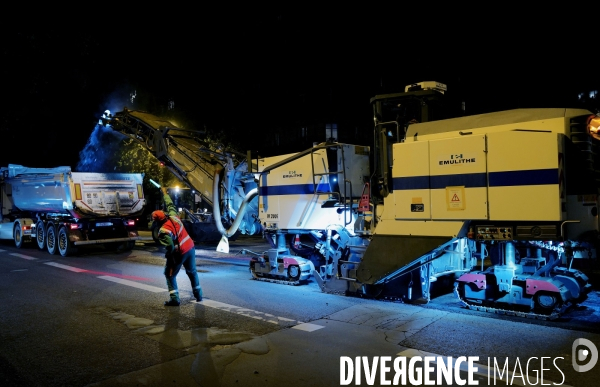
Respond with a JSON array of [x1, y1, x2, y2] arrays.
[[572, 338, 598, 372]]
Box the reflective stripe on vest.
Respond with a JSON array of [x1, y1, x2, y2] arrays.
[[179, 234, 192, 246], [160, 216, 195, 254], [171, 217, 195, 253]]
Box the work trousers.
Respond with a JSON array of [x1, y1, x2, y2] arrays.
[[164, 248, 201, 302]]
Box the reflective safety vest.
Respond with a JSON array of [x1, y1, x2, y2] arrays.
[[159, 216, 195, 254]]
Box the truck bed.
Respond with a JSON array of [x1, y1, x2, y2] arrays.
[[5, 165, 145, 218]]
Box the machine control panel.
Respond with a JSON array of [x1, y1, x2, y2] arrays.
[[476, 226, 513, 240]]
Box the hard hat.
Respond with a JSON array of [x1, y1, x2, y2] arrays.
[[151, 210, 167, 222]]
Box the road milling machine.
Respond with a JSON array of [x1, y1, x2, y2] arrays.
[[99, 109, 263, 246], [99, 108, 372, 284], [333, 81, 596, 319], [100, 81, 597, 319]]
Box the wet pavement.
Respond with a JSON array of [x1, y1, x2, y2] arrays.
[[86, 294, 600, 387], [85, 233, 600, 386]]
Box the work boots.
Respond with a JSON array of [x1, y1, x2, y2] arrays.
[[193, 288, 203, 302], [164, 299, 180, 307]]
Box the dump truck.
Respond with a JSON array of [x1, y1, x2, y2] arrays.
[[0, 164, 146, 256]]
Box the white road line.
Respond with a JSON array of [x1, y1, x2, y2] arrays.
[[0, 249, 6, 252], [44, 262, 88, 272], [97, 275, 165, 293], [200, 298, 313, 329], [9, 253, 38, 260], [5, 251, 312, 331], [397, 348, 571, 387], [94, 278, 308, 329], [292, 323, 325, 332]]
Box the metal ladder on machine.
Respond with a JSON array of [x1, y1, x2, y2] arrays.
[[308, 143, 353, 226]]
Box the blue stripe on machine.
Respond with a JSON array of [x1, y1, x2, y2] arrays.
[[392, 176, 430, 190], [392, 169, 558, 190], [259, 183, 329, 196], [489, 168, 557, 187], [431, 173, 487, 189], [393, 173, 486, 190]]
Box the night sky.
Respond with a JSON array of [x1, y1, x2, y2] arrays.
[[1, 12, 597, 169]]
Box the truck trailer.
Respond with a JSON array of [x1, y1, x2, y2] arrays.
[[0, 165, 146, 256]]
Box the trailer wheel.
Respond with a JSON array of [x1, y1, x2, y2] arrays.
[[287, 264, 301, 281], [46, 224, 58, 255], [35, 220, 46, 250], [14, 222, 25, 249], [58, 226, 75, 257]]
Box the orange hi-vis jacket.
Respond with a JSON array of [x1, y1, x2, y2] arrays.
[[159, 216, 194, 255], [158, 192, 195, 255]]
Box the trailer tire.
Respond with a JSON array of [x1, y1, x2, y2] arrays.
[[14, 222, 25, 249], [46, 223, 58, 255], [35, 220, 46, 250], [58, 226, 75, 257]]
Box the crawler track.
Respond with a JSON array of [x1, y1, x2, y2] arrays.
[[250, 269, 301, 286], [452, 282, 568, 321]]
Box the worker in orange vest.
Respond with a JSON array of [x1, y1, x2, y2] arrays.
[[151, 187, 203, 306]]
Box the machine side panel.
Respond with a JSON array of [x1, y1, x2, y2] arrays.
[[487, 131, 561, 221], [258, 151, 328, 229], [258, 147, 367, 231], [404, 108, 590, 140], [392, 141, 431, 219], [429, 135, 488, 220]]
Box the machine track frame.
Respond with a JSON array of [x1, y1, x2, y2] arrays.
[[453, 282, 571, 320], [249, 270, 302, 286]]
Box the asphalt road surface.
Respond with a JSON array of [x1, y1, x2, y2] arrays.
[[1, 234, 599, 386]]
